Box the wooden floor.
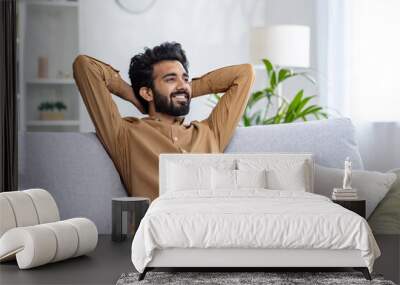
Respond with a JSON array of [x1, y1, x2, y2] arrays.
[[0, 234, 398, 285], [0, 235, 133, 285]]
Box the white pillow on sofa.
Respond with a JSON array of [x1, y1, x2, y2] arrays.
[[314, 164, 397, 218]]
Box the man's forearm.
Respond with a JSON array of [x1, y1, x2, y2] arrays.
[[107, 74, 145, 114], [191, 64, 254, 98], [198, 64, 255, 151], [77, 55, 145, 114]]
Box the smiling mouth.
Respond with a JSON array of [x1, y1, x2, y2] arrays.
[[171, 93, 189, 102]]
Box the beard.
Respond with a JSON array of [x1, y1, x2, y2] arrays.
[[153, 88, 191, 116]]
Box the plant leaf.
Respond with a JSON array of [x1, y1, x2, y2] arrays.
[[270, 71, 277, 89], [278, 68, 293, 83], [243, 115, 251, 127], [247, 91, 265, 108], [262, 58, 274, 76], [295, 95, 315, 113]]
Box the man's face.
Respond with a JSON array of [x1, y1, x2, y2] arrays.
[[151, 60, 192, 116]]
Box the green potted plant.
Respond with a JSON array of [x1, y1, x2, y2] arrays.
[[38, 101, 67, 120], [209, 59, 328, 126]]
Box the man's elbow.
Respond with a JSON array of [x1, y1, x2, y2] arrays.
[[240, 63, 255, 83], [72, 55, 91, 75], [240, 63, 256, 84]]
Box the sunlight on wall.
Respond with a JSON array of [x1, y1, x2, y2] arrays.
[[350, 0, 400, 121]]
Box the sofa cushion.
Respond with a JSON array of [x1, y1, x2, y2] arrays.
[[19, 132, 126, 234], [314, 164, 396, 218], [225, 118, 364, 170], [368, 168, 400, 234]]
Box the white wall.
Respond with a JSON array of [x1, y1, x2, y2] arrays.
[[315, 1, 400, 172], [264, 0, 318, 104], [78, 0, 398, 172], [78, 0, 269, 131], [354, 121, 400, 172]]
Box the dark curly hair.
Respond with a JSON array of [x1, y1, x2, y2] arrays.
[[129, 42, 189, 113]]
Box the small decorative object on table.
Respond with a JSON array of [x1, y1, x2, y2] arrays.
[[332, 157, 366, 218], [112, 197, 150, 242], [332, 157, 358, 200]]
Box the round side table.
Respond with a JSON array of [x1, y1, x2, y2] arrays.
[[112, 197, 150, 242]]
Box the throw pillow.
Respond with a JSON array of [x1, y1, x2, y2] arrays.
[[314, 164, 397, 218], [368, 168, 400, 234]]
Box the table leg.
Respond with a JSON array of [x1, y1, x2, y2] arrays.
[[112, 201, 123, 242]]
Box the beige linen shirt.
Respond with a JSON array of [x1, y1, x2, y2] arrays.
[[73, 55, 255, 201]]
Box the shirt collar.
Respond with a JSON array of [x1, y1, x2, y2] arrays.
[[146, 115, 185, 125]]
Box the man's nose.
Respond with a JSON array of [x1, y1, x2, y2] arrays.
[[176, 78, 189, 91]]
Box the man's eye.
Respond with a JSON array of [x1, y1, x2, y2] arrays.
[[166, 78, 174, 82]]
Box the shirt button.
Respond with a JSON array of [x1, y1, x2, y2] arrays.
[[173, 137, 178, 141]]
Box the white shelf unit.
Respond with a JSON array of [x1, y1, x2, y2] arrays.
[[27, 120, 80, 126], [27, 0, 78, 8], [18, 0, 80, 132], [26, 78, 75, 85]]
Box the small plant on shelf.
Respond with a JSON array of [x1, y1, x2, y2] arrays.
[[38, 101, 67, 120]]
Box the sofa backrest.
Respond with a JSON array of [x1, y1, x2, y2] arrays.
[[19, 118, 363, 234], [225, 118, 363, 169]]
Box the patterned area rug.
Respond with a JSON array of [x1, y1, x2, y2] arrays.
[[116, 271, 396, 285]]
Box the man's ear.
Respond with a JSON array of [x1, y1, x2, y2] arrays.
[[139, 87, 153, 102]]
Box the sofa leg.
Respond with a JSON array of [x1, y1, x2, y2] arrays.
[[354, 267, 371, 280], [138, 268, 148, 281]]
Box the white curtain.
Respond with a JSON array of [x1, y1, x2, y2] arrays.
[[317, 0, 400, 171]]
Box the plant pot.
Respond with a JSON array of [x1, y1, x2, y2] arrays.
[[39, 111, 65, 120]]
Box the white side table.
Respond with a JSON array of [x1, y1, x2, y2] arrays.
[[112, 197, 150, 242]]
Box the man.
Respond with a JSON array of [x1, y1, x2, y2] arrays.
[[73, 42, 255, 201]]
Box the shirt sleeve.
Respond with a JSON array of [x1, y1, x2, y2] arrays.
[[72, 55, 125, 157], [192, 64, 255, 151]]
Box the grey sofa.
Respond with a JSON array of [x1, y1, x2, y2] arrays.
[[19, 118, 364, 234], [20, 117, 400, 283]]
